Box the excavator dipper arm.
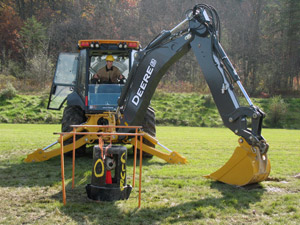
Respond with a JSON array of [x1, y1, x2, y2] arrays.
[[118, 4, 270, 186]]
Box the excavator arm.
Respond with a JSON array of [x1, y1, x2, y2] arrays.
[[118, 4, 270, 186]]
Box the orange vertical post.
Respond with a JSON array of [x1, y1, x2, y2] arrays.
[[138, 135, 143, 208], [99, 137, 104, 159], [132, 128, 138, 187], [72, 128, 76, 189], [60, 134, 66, 206]]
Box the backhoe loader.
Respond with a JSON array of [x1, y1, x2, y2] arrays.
[[25, 4, 270, 186]]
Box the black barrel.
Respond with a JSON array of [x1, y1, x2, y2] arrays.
[[86, 145, 132, 201]]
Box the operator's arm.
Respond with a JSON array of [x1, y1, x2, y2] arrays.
[[114, 67, 125, 80], [91, 75, 99, 84], [92, 66, 125, 84], [113, 66, 126, 84], [91, 68, 103, 84], [93, 67, 114, 84]]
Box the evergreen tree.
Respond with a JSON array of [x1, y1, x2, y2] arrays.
[[20, 16, 47, 59]]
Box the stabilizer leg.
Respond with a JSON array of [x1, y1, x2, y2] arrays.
[[24, 136, 87, 162], [24, 114, 113, 163], [130, 132, 187, 164]]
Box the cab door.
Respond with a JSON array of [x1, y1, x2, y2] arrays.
[[47, 53, 79, 110]]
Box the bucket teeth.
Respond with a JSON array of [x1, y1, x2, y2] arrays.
[[204, 137, 271, 186]]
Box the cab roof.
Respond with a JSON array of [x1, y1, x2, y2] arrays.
[[78, 39, 140, 50]]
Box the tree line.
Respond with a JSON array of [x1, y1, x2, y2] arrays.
[[0, 0, 299, 96]]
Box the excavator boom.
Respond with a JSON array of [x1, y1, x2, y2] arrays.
[[118, 4, 270, 185]]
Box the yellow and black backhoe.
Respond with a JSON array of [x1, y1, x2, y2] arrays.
[[25, 4, 270, 189]]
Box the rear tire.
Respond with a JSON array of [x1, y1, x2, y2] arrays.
[[61, 105, 87, 156]]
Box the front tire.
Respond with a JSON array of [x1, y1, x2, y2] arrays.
[[61, 105, 87, 156]]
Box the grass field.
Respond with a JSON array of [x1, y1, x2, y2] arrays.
[[0, 124, 300, 224], [2, 93, 300, 129]]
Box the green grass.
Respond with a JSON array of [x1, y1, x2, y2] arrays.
[[1, 93, 300, 129], [152, 92, 300, 129], [0, 124, 300, 224], [0, 94, 61, 124], [152, 92, 222, 127]]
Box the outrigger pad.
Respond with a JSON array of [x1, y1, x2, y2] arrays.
[[86, 145, 132, 201]]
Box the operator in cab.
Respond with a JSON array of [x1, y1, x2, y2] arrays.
[[91, 55, 125, 84]]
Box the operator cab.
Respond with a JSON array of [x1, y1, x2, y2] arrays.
[[87, 54, 129, 111], [47, 40, 140, 112]]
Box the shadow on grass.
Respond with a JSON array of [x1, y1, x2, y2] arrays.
[[131, 181, 266, 224], [0, 149, 163, 223], [48, 180, 267, 224], [0, 150, 266, 224], [0, 156, 89, 187], [0, 149, 160, 188], [51, 184, 138, 224]]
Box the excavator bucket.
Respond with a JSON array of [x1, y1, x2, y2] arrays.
[[204, 137, 271, 186]]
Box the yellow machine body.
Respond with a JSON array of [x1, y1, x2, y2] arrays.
[[130, 132, 187, 164], [24, 114, 187, 164], [25, 112, 269, 186], [204, 137, 271, 186], [25, 114, 270, 186]]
